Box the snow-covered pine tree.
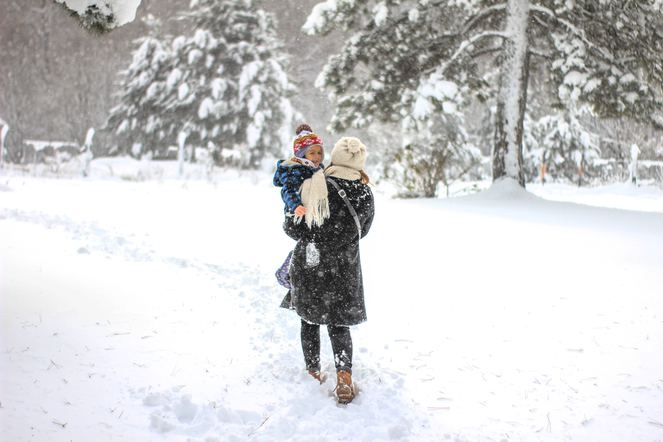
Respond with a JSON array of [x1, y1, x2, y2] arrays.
[[304, 0, 663, 187], [106, 17, 174, 158], [107, 1, 296, 167], [167, 0, 296, 167], [525, 104, 599, 185]]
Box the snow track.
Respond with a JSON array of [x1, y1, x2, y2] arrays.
[[0, 194, 431, 441]]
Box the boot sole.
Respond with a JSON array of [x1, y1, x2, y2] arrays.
[[335, 384, 356, 404]]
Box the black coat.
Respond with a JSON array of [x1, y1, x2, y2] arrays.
[[280, 176, 375, 326]]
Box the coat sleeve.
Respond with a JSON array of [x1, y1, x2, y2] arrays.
[[283, 215, 307, 241], [281, 186, 303, 213], [277, 165, 308, 213], [360, 187, 375, 239]]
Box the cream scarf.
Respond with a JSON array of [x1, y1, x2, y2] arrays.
[[296, 164, 362, 228], [298, 168, 329, 228], [325, 164, 361, 181]]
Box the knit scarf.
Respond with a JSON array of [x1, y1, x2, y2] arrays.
[[297, 169, 330, 228], [296, 164, 362, 228], [324, 164, 362, 181]]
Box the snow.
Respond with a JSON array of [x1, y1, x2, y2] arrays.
[[624, 92, 639, 104], [178, 83, 190, 101], [564, 70, 588, 86], [373, 2, 389, 27], [198, 97, 214, 120], [583, 77, 601, 93], [56, 0, 141, 28], [193, 29, 209, 49], [302, 0, 338, 35], [188, 49, 204, 65], [620, 73, 636, 84], [239, 62, 262, 101], [210, 78, 227, 100], [305, 242, 321, 268], [2, 162, 663, 441], [413, 73, 460, 120], [166, 68, 183, 91]]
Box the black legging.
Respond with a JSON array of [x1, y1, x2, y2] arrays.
[[300, 319, 353, 373]]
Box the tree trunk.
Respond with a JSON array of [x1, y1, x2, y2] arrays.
[[177, 131, 188, 178], [0, 123, 8, 168], [492, 0, 530, 187]]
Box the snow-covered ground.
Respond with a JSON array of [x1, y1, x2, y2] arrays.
[[1, 162, 663, 441]]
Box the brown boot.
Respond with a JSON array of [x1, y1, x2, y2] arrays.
[[335, 370, 355, 404], [308, 370, 327, 384]]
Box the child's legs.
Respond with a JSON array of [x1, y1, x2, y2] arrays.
[[300, 319, 321, 372], [327, 325, 353, 373]]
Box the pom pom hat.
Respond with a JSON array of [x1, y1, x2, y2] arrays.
[[293, 123, 323, 158], [330, 137, 367, 171]]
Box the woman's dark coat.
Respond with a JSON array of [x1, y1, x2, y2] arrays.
[[280, 176, 375, 326]]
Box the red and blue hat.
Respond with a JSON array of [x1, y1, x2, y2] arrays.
[[293, 124, 323, 158]]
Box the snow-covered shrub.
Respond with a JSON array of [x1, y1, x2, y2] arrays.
[[382, 117, 482, 198], [524, 106, 600, 186]]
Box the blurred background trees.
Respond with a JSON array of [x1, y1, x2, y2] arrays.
[[1, 0, 662, 194]]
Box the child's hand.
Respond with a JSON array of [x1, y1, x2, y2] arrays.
[[294, 205, 307, 216]]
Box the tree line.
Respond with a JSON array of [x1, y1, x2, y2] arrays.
[[1, 0, 662, 193]]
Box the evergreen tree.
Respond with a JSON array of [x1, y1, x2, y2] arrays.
[[525, 104, 599, 185], [106, 17, 173, 158], [164, 0, 296, 167], [107, 0, 296, 167], [304, 0, 663, 187]]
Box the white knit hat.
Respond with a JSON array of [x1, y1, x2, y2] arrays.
[[330, 137, 367, 171]]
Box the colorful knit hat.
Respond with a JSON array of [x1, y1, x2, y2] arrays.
[[293, 124, 323, 158]]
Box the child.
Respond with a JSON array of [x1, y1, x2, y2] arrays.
[[273, 124, 328, 288], [273, 124, 325, 216]]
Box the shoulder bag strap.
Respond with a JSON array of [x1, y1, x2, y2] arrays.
[[327, 178, 362, 238]]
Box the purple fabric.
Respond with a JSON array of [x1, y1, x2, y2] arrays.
[[275, 250, 293, 289]]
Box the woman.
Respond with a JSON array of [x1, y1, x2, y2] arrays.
[[281, 136, 375, 404]]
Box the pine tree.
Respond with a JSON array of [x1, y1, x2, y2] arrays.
[[165, 0, 296, 167], [107, 0, 296, 167], [106, 18, 174, 158], [525, 104, 599, 184], [304, 0, 663, 187]]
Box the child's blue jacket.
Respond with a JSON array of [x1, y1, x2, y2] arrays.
[[273, 159, 323, 213]]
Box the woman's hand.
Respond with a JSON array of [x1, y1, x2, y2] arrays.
[[294, 205, 307, 216]]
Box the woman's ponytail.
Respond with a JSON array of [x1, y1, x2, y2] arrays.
[[360, 170, 370, 185]]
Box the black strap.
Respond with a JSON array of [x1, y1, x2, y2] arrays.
[[327, 178, 362, 238]]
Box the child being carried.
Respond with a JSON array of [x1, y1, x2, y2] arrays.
[[273, 124, 329, 288]]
